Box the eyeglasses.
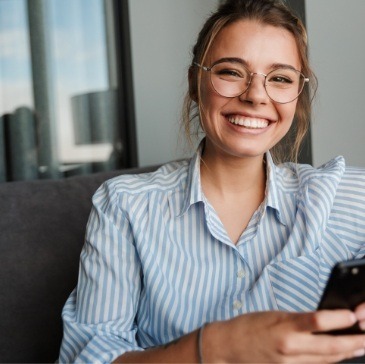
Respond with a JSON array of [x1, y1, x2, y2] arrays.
[[194, 61, 309, 104]]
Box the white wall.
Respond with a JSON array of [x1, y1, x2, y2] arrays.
[[130, 1, 365, 168], [306, 0, 365, 167], [129, 0, 218, 166]]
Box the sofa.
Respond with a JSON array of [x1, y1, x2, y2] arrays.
[[0, 164, 158, 363]]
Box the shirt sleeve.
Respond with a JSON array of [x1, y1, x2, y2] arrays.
[[332, 166, 365, 257], [58, 180, 144, 363]]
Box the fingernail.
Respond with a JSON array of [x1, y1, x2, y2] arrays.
[[353, 348, 365, 357], [359, 321, 365, 331]]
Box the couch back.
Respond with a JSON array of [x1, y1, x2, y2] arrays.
[[0, 165, 158, 363]]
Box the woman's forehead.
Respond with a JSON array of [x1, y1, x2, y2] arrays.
[[206, 20, 301, 70]]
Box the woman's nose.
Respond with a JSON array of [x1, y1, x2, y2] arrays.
[[239, 73, 269, 104]]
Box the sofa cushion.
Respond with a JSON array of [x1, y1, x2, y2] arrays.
[[0, 165, 158, 363]]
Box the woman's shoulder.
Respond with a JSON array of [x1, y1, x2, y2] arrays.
[[278, 156, 345, 182], [278, 155, 365, 197], [337, 163, 365, 198]]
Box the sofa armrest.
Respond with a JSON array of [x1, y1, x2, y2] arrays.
[[0, 165, 159, 363]]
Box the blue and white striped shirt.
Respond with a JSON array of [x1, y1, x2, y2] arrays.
[[59, 147, 365, 363]]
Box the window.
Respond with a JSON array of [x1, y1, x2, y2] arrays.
[[0, 0, 137, 182]]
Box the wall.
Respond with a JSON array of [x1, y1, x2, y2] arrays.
[[130, 1, 365, 168], [306, 0, 365, 167], [129, 0, 218, 166]]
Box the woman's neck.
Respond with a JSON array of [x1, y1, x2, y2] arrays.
[[199, 141, 267, 244], [200, 146, 266, 198]]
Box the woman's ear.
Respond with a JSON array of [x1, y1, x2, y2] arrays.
[[188, 66, 198, 102]]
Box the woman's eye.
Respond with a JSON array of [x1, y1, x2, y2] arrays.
[[269, 75, 293, 84], [216, 69, 242, 78]]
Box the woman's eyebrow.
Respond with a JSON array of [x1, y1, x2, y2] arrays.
[[270, 63, 299, 71], [211, 57, 248, 67], [211, 58, 299, 71]]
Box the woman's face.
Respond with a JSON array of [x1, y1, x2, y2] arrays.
[[198, 20, 301, 161]]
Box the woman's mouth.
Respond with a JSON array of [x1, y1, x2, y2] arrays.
[[228, 115, 269, 129]]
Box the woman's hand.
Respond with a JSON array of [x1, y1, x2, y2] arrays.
[[203, 310, 365, 363], [355, 303, 365, 332]]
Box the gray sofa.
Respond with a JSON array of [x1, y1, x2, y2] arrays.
[[0, 165, 158, 363]]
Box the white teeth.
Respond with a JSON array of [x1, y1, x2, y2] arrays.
[[228, 116, 269, 129]]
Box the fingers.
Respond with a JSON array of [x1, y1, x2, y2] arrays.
[[277, 331, 365, 356], [275, 311, 365, 360], [316, 335, 365, 357], [293, 310, 357, 333], [355, 303, 365, 331], [283, 349, 365, 364], [226, 311, 365, 363], [284, 351, 364, 364]]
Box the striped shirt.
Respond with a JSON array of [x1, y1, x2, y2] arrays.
[[59, 146, 365, 363]]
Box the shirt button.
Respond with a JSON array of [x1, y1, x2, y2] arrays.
[[237, 269, 246, 278], [233, 300, 243, 310]]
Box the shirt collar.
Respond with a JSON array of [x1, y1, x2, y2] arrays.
[[176, 143, 346, 226], [265, 154, 346, 227], [264, 152, 287, 226], [178, 142, 204, 217], [178, 143, 285, 224]]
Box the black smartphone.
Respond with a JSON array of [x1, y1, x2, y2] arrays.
[[317, 258, 365, 335]]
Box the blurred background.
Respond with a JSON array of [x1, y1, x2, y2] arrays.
[[0, 0, 364, 182]]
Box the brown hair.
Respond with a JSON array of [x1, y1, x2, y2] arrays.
[[182, 0, 317, 163]]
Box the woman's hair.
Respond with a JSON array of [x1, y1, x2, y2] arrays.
[[182, 0, 317, 163]]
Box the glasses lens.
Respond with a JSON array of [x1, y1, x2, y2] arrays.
[[265, 68, 305, 103], [210, 62, 250, 97], [209, 62, 306, 103]]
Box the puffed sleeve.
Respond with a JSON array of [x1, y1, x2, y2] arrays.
[[58, 179, 143, 363], [331, 165, 365, 258]]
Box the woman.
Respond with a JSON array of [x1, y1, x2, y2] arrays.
[[59, 0, 365, 362]]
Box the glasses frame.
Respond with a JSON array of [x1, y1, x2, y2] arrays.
[[194, 62, 309, 104]]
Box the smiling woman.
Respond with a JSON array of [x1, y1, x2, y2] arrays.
[[58, 0, 365, 363]]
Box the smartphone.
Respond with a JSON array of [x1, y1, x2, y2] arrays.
[[317, 258, 365, 335]]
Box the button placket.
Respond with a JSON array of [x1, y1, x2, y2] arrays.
[[233, 268, 247, 311]]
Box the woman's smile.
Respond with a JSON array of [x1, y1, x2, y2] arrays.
[[228, 116, 269, 129]]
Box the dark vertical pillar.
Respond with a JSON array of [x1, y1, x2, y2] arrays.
[[112, 0, 139, 168], [103, 0, 118, 89], [27, 0, 60, 178], [287, 0, 313, 165], [0, 115, 6, 182]]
